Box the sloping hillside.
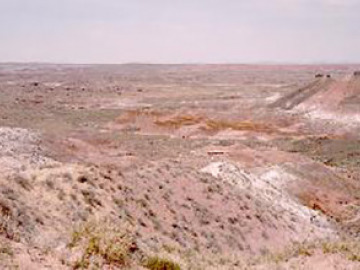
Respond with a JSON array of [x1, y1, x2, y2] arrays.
[[272, 72, 360, 113]]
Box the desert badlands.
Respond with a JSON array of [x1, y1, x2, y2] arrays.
[[1, 64, 360, 269]]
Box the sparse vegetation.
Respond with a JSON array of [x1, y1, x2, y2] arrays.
[[143, 256, 181, 270], [321, 241, 360, 261], [68, 220, 138, 269], [252, 240, 360, 266], [254, 242, 316, 265], [13, 174, 32, 191], [0, 242, 13, 257], [0, 202, 19, 241]]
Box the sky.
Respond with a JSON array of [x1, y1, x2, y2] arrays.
[[0, 0, 359, 64]]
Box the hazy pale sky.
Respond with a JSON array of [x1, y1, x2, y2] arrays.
[[0, 0, 359, 63]]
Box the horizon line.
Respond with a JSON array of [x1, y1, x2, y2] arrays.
[[1, 61, 360, 66]]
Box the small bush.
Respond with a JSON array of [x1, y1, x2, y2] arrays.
[[13, 174, 32, 191], [68, 220, 137, 269], [0, 242, 13, 256], [144, 256, 181, 270]]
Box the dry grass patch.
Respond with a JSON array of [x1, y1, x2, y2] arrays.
[[254, 242, 316, 265], [321, 241, 360, 261], [68, 220, 138, 269], [143, 256, 181, 270], [0, 241, 13, 257], [254, 240, 360, 265]]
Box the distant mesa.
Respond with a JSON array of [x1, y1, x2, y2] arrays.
[[272, 72, 360, 111], [271, 74, 334, 110]]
